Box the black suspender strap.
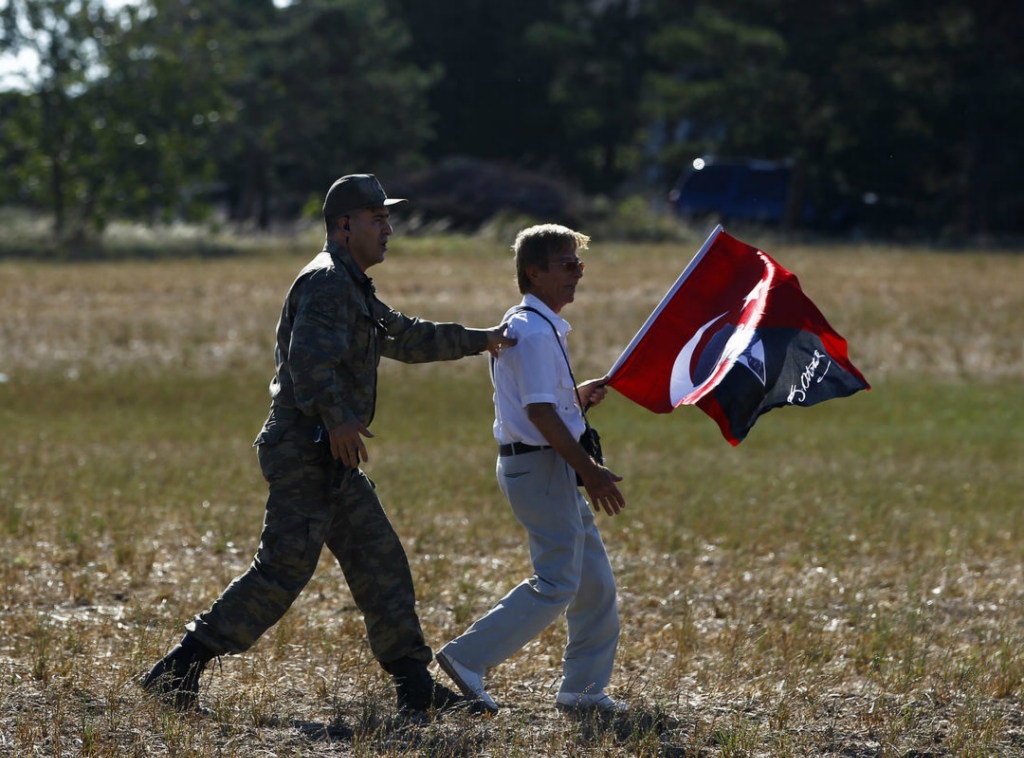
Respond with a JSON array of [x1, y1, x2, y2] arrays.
[[510, 306, 594, 422]]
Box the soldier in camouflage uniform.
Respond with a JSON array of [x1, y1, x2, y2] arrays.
[[141, 174, 514, 716]]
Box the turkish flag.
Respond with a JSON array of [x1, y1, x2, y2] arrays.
[[605, 226, 869, 445]]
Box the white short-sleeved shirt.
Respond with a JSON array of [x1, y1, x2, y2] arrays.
[[492, 294, 586, 445]]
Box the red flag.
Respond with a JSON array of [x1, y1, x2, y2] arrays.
[[606, 226, 869, 445]]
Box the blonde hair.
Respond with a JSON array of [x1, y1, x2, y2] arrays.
[[512, 224, 590, 294]]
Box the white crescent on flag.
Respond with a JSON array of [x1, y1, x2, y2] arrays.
[[668, 313, 725, 406], [605, 225, 869, 444]]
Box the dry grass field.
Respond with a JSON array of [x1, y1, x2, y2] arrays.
[[1, 229, 1023, 756]]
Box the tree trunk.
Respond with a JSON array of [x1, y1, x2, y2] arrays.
[[783, 155, 807, 230], [42, 89, 66, 240]]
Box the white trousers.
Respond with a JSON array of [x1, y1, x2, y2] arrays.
[[441, 448, 619, 695]]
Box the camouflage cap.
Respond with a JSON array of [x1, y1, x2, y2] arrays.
[[322, 174, 407, 218]]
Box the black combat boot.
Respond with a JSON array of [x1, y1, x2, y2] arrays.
[[140, 634, 216, 711], [384, 656, 481, 715]]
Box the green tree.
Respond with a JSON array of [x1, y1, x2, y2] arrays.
[[643, 1, 827, 225], [181, 0, 439, 225], [392, 0, 655, 193], [267, 0, 439, 219], [1, 0, 115, 238], [0, 0, 438, 236], [857, 0, 1024, 234], [94, 0, 228, 225], [0, 0, 226, 239], [389, 0, 562, 167], [525, 0, 655, 192], [642, 0, 1024, 235]]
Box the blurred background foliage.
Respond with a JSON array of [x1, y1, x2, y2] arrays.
[[1, 0, 1022, 248]]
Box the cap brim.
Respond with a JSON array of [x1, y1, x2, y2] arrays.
[[383, 198, 408, 206]]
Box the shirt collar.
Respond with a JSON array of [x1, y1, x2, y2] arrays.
[[520, 293, 571, 335]]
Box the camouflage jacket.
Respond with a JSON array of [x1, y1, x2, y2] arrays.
[[257, 240, 490, 442]]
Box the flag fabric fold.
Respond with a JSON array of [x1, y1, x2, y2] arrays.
[[605, 226, 869, 445]]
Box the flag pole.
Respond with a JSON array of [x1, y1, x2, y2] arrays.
[[604, 224, 723, 382]]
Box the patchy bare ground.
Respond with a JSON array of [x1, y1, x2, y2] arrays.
[[3, 531, 1024, 756], [3, 239, 1024, 755]]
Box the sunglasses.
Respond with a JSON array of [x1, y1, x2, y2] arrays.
[[552, 258, 585, 274]]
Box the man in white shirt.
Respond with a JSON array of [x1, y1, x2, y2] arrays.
[[437, 224, 628, 714]]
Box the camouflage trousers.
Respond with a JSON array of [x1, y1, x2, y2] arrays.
[[185, 420, 431, 668]]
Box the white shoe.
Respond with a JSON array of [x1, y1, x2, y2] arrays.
[[555, 691, 627, 713], [436, 649, 499, 713]]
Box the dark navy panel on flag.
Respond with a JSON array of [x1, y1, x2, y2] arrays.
[[698, 327, 870, 445], [606, 226, 869, 445]]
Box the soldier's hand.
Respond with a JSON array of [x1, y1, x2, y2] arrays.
[[328, 419, 374, 467], [485, 325, 517, 358]]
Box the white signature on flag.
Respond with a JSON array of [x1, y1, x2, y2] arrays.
[[787, 350, 832, 403]]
